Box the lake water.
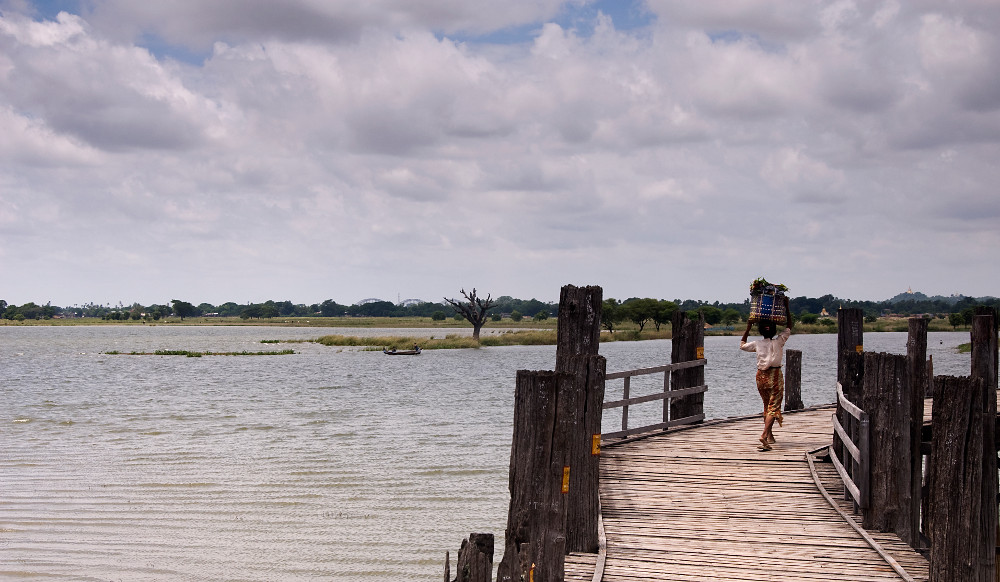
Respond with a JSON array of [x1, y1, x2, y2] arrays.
[[0, 325, 973, 581]]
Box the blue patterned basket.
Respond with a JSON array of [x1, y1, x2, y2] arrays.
[[749, 288, 787, 325]]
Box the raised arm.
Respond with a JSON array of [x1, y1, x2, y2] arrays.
[[741, 319, 753, 343]]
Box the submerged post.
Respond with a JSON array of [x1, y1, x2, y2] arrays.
[[452, 534, 494, 582], [784, 349, 803, 412]]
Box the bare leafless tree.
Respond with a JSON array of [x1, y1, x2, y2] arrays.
[[444, 288, 496, 341]]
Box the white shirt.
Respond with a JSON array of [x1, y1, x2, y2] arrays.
[[740, 327, 792, 370]]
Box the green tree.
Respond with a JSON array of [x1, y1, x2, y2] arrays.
[[650, 300, 678, 332], [948, 312, 965, 330], [533, 310, 549, 321], [800, 313, 819, 325], [721, 308, 741, 326], [622, 298, 659, 332], [431, 311, 447, 321], [171, 299, 196, 320], [601, 298, 624, 333], [510, 310, 523, 322], [320, 299, 345, 317], [491, 313, 502, 322]]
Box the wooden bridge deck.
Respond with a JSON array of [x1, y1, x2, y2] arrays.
[[565, 406, 929, 582]]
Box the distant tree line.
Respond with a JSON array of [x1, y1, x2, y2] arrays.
[[2, 292, 997, 324]]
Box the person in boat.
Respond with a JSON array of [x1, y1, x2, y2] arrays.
[[739, 295, 793, 452]]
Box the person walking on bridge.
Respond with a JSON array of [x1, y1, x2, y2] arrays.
[[740, 295, 793, 451]]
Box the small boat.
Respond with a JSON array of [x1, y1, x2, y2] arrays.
[[383, 347, 421, 355]]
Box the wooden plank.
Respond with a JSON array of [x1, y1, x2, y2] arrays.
[[598, 407, 927, 582]]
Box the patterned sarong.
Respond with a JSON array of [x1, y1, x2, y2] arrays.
[[756, 367, 784, 426]]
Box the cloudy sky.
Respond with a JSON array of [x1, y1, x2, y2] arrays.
[[1, 0, 998, 307]]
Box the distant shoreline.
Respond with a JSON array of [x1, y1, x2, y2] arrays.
[[0, 314, 968, 338]]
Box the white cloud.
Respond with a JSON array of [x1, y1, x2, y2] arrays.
[[0, 1, 998, 305]]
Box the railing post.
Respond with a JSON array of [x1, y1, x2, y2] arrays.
[[858, 413, 870, 510], [906, 317, 928, 548], [621, 377, 630, 433], [784, 349, 803, 411]]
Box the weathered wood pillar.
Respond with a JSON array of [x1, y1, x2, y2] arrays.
[[837, 308, 864, 384], [669, 310, 705, 423], [972, 312, 998, 580], [555, 285, 602, 372], [562, 354, 605, 554], [861, 351, 919, 544], [451, 533, 494, 582], [553, 284, 605, 555], [496, 371, 571, 582], [906, 317, 928, 548], [928, 375, 988, 582], [784, 349, 803, 411]]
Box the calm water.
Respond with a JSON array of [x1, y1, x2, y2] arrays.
[[0, 325, 972, 581]]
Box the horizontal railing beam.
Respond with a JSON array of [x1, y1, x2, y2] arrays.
[[603, 385, 707, 410], [832, 413, 861, 462], [836, 381, 864, 420], [605, 359, 705, 381], [830, 445, 862, 504], [602, 413, 706, 439]]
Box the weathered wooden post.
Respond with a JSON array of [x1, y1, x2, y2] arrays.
[[972, 311, 998, 579], [837, 308, 865, 384], [496, 370, 571, 582], [554, 284, 605, 555], [928, 375, 989, 582], [784, 349, 803, 411], [450, 534, 494, 582], [861, 351, 920, 545], [555, 285, 602, 371], [669, 310, 705, 423], [906, 317, 928, 548]]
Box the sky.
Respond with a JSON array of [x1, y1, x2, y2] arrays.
[[1, 0, 999, 307]]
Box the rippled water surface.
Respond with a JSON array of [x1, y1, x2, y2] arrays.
[[0, 325, 972, 580]]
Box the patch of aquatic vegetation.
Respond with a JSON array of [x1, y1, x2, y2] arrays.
[[312, 329, 672, 350], [313, 330, 558, 350], [259, 339, 281, 343], [103, 349, 295, 357]]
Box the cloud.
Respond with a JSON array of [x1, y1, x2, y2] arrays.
[[0, 1, 999, 305]]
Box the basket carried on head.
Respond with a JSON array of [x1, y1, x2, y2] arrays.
[[748, 278, 788, 325]]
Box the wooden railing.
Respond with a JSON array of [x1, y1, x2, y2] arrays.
[[602, 359, 707, 439], [831, 381, 870, 509]]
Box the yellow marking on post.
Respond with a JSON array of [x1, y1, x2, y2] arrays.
[[591, 434, 601, 456], [530, 563, 536, 582], [855, 345, 863, 354], [562, 466, 570, 494], [696, 347, 704, 359]]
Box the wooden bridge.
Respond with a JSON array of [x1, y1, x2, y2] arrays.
[[446, 288, 997, 582], [563, 406, 931, 582]]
